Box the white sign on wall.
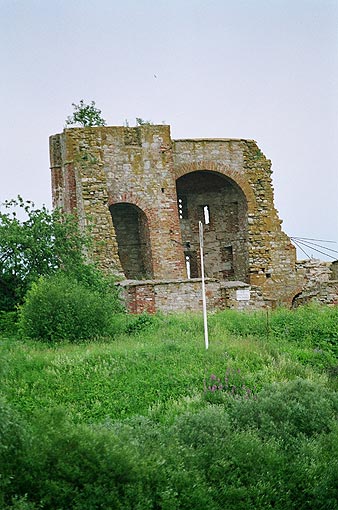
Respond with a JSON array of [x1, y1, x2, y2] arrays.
[[236, 289, 251, 301]]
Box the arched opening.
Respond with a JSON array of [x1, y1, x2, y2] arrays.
[[109, 203, 153, 279], [176, 170, 249, 282]]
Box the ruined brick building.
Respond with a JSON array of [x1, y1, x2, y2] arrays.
[[49, 125, 337, 313]]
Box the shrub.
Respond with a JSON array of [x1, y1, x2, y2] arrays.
[[209, 309, 268, 337], [0, 399, 27, 508], [18, 272, 121, 342], [270, 305, 338, 350], [228, 379, 338, 443], [0, 311, 18, 335], [172, 408, 284, 509], [7, 410, 150, 510], [125, 312, 160, 335], [5, 495, 39, 510]]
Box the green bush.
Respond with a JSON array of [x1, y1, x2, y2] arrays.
[[270, 305, 338, 346], [2, 306, 338, 509], [0, 400, 27, 508], [212, 305, 338, 346], [0, 311, 18, 335], [228, 379, 338, 443], [4, 410, 149, 510], [171, 408, 284, 509], [5, 495, 39, 510], [2, 399, 338, 510], [125, 312, 160, 335], [18, 272, 121, 342]]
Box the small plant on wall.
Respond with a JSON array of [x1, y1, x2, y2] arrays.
[[66, 100, 106, 127]]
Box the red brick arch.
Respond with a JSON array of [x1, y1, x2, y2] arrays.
[[173, 161, 256, 214], [107, 192, 153, 225]]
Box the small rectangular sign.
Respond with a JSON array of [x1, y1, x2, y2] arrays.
[[236, 289, 250, 301]]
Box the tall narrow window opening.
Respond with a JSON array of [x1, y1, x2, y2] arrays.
[[198, 204, 210, 225], [203, 205, 210, 225], [185, 255, 191, 279], [184, 250, 199, 278]]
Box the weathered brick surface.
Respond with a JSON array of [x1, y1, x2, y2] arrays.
[[50, 125, 307, 312], [294, 259, 338, 306], [118, 279, 224, 314]]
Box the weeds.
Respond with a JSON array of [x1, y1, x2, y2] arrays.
[[204, 368, 256, 400]]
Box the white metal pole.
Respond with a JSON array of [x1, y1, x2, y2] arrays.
[[199, 221, 209, 350]]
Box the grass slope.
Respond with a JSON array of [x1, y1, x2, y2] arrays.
[[1, 307, 338, 510], [1, 307, 337, 424]]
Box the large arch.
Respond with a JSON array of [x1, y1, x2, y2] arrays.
[[176, 170, 249, 282], [109, 202, 153, 279], [173, 160, 256, 214]]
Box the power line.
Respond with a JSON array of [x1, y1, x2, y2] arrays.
[[290, 236, 338, 260], [292, 239, 312, 259], [292, 236, 337, 244], [291, 238, 338, 256]]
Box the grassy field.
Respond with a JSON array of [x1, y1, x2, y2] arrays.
[[1, 306, 338, 509]]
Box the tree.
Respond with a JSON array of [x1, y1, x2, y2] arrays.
[[65, 99, 106, 127], [0, 197, 90, 311]]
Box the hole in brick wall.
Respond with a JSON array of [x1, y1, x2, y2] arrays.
[[185, 255, 191, 279], [178, 196, 188, 219], [161, 188, 165, 193], [203, 205, 210, 224]]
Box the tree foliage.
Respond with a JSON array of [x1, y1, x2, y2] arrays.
[[0, 197, 89, 311], [65, 100, 106, 127], [135, 117, 153, 126]]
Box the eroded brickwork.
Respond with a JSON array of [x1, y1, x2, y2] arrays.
[[118, 279, 224, 314], [50, 125, 304, 311], [294, 259, 338, 306]]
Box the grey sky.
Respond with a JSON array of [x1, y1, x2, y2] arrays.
[[1, 0, 337, 259]]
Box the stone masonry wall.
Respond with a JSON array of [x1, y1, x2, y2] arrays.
[[173, 139, 302, 304], [50, 128, 123, 274], [294, 259, 338, 306], [101, 125, 186, 279], [118, 279, 224, 314], [50, 125, 304, 312]]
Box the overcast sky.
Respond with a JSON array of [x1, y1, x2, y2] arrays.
[[1, 0, 337, 260]]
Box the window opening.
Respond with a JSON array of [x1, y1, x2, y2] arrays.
[[185, 255, 191, 279], [203, 205, 210, 225], [178, 196, 188, 219], [185, 250, 199, 278], [199, 204, 210, 225]]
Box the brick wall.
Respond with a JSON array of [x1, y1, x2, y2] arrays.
[[50, 125, 305, 311]]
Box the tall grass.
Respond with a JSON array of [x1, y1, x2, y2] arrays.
[[1, 305, 337, 509], [1, 305, 337, 423]]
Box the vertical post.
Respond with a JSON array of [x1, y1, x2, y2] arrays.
[[199, 221, 209, 350]]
